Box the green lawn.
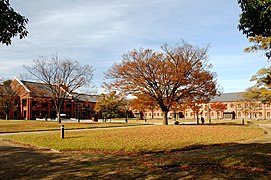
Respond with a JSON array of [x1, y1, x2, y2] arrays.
[[2, 125, 263, 152]]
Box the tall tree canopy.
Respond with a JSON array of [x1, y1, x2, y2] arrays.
[[24, 55, 94, 123], [238, 0, 271, 59], [0, 0, 28, 45], [105, 42, 219, 125]]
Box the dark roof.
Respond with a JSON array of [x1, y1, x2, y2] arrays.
[[210, 92, 244, 102], [20, 80, 97, 102], [73, 93, 97, 103], [21, 81, 54, 97]]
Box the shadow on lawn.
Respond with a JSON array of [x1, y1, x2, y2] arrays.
[[179, 122, 251, 126], [1, 140, 271, 179]]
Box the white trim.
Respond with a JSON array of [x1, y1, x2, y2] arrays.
[[13, 77, 31, 93]]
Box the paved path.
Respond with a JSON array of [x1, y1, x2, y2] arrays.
[[245, 124, 271, 143]]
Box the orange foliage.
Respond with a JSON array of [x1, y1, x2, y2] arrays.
[[129, 94, 157, 112], [105, 42, 219, 124], [210, 102, 227, 112]]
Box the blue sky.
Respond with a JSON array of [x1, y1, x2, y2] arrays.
[[0, 0, 269, 93]]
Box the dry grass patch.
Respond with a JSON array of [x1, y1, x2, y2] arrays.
[[0, 120, 141, 133], [3, 125, 263, 152]]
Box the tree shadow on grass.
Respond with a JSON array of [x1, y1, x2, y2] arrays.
[[0, 140, 141, 179], [1, 140, 271, 179], [143, 142, 271, 179]]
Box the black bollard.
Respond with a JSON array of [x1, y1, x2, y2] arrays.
[[61, 125, 64, 139]]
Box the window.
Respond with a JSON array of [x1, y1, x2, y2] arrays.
[[267, 112, 270, 117], [267, 104, 271, 108], [230, 104, 234, 108], [157, 113, 159, 117], [149, 113, 151, 116], [238, 112, 241, 117]]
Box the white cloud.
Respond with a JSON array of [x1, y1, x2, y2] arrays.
[[1, 0, 267, 93]]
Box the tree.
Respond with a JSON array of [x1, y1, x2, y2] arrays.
[[24, 55, 93, 123], [240, 68, 271, 119], [238, 0, 271, 59], [129, 93, 158, 120], [0, 0, 29, 45], [250, 67, 271, 87], [238, 99, 262, 120], [0, 81, 19, 120], [94, 91, 126, 121], [210, 102, 227, 119], [105, 42, 218, 125]]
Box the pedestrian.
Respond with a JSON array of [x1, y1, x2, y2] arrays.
[[201, 116, 205, 124]]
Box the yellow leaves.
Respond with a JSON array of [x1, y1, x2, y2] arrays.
[[245, 35, 271, 59]]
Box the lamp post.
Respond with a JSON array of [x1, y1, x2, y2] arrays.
[[61, 125, 64, 139]]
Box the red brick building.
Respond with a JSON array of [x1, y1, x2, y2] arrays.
[[0, 78, 97, 120], [144, 92, 271, 120]]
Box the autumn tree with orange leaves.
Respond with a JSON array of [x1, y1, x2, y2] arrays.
[[210, 102, 227, 119], [129, 93, 157, 120], [105, 42, 218, 125]]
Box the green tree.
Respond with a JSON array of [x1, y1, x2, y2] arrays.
[[94, 91, 127, 121], [238, 0, 271, 59], [0, 0, 29, 45]]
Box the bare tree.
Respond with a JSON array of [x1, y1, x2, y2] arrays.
[[24, 55, 94, 123]]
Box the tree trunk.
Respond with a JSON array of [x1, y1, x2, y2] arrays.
[[162, 110, 168, 125], [5, 113, 9, 120], [57, 112, 61, 123]]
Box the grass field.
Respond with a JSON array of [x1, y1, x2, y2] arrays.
[[2, 125, 263, 152], [0, 120, 144, 133], [1, 119, 270, 179]]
